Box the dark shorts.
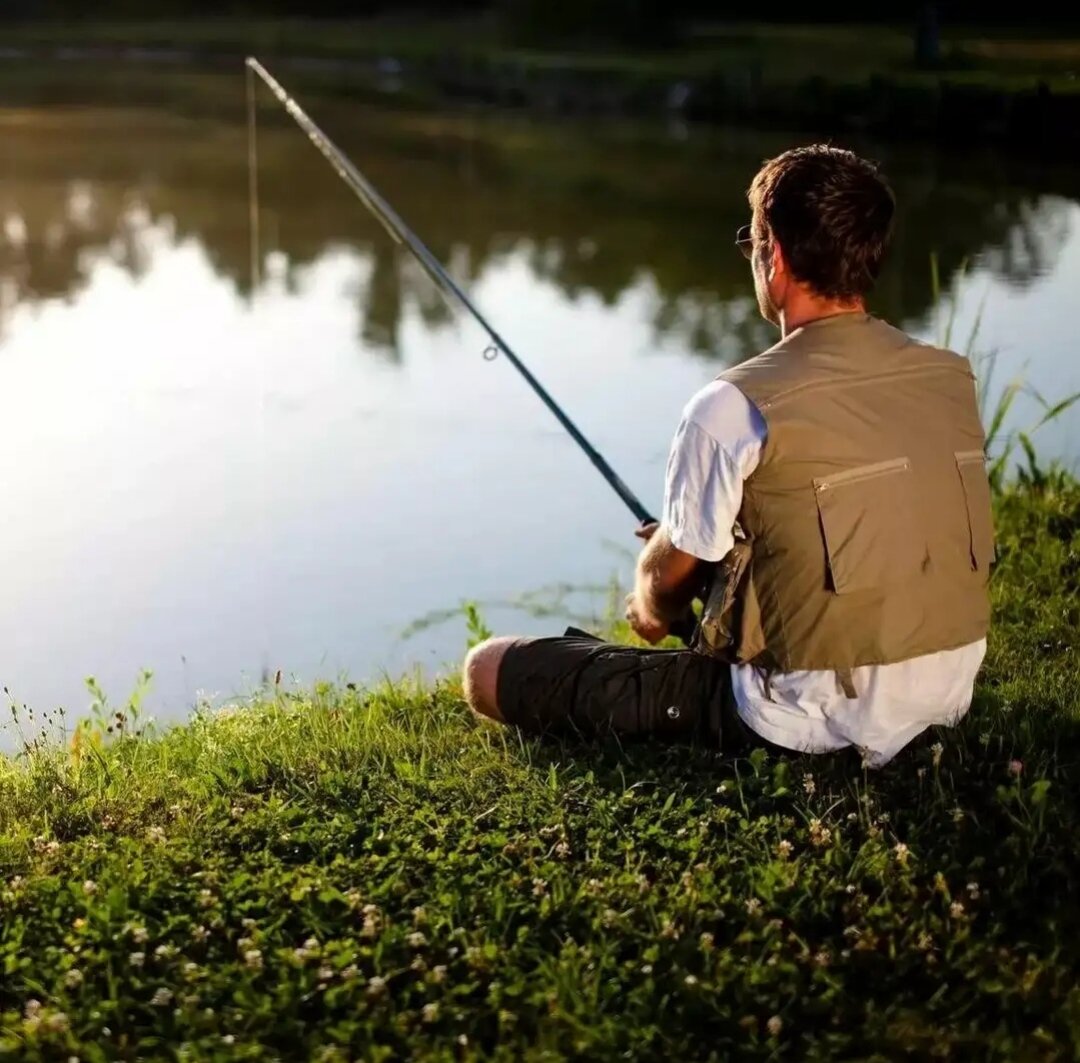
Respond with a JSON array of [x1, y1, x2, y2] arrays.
[[496, 628, 771, 753]]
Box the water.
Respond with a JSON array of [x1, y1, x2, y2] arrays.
[[0, 68, 1078, 741]]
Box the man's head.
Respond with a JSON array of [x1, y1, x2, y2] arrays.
[[745, 145, 895, 326]]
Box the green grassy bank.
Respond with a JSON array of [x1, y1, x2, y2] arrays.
[[0, 470, 1077, 1059], [2, 19, 1080, 154]]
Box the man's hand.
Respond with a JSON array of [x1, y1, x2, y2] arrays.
[[634, 520, 660, 542], [625, 591, 670, 645]]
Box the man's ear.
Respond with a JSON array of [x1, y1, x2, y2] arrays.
[[769, 239, 787, 282]]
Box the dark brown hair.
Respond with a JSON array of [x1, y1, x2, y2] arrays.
[[748, 145, 896, 301]]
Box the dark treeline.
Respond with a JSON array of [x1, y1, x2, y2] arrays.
[[7, 1, 1078, 35]]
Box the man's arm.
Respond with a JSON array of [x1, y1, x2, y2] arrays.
[[624, 381, 766, 645], [626, 525, 705, 643]]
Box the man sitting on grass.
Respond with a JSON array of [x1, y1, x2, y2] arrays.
[[463, 144, 995, 767]]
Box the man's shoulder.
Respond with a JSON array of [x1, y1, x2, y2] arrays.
[[681, 379, 767, 449], [720, 315, 973, 404]]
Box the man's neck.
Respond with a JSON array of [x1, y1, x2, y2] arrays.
[[780, 296, 866, 338]]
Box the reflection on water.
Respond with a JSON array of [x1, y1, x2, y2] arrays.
[[0, 74, 1078, 736]]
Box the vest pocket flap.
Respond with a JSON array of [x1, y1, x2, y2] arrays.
[[955, 449, 996, 569], [813, 457, 923, 594]]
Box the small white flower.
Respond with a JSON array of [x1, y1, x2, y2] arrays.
[[458, 1035, 469, 1047], [776, 840, 794, 859], [130, 926, 149, 944], [146, 826, 166, 843], [966, 881, 981, 900], [151, 988, 173, 1007], [155, 944, 177, 960], [341, 965, 359, 981], [532, 878, 547, 897], [64, 968, 84, 988], [640, 963, 653, 975], [745, 898, 762, 916], [242, 918, 257, 931], [802, 774, 816, 796], [893, 842, 910, 866], [813, 949, 831, 968], [222, 1035, 235, 1046], [46, 1011, 70, 1033], [684, 974, 699, 986], [422, 1003, 439, 1023], [699, 932, 715, 951], [767, 1015, 783, 1037], [244, 950, 263, 970], [950, 901, 966, 919], [412, 906, 427, 925], [917, 932, 934, 951], [303, 937, 320, 952], [366, 975, 387, 998], [931, 742, 944, 767], [407, 932, 428, 949], [191, 925, 209, 943], [184, 962, 200, 977], [130, 952, 146, 968], [318, 966, 334, 982], [845, 883, 857, 894]]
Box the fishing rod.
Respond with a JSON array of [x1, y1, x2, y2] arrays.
[[246, 57, 654, 524], [245, 58, 699, 642]]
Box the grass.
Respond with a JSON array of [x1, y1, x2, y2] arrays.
[[0, 467, 1078, 1059]]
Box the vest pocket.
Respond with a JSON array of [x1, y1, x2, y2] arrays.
[[813, 457, 924, 594], [955, 450, 996, 570]]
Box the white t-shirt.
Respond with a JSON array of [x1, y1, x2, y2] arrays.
[[663, 379, 986, 768]]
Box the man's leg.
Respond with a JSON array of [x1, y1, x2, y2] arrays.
[[462, 633, 733, 743]]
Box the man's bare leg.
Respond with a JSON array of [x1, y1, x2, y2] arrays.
[[462, 636, 519, 723]]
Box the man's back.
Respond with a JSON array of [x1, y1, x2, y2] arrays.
[[719, 312, 993, 673]]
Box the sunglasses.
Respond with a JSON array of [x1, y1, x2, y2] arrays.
[[736, 225, 754, 260]]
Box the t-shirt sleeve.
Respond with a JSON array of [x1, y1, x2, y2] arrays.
[[661, 381, 766, 563]]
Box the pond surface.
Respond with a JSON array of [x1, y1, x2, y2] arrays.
[[0, 66, 1078, 741]]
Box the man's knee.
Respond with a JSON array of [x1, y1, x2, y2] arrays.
[[462, 636, 519, 722]]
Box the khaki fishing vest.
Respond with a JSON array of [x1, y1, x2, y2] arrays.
[[709, 312, 994, 674]]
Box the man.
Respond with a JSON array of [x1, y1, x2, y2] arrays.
[[463, 144, 994, 767]]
